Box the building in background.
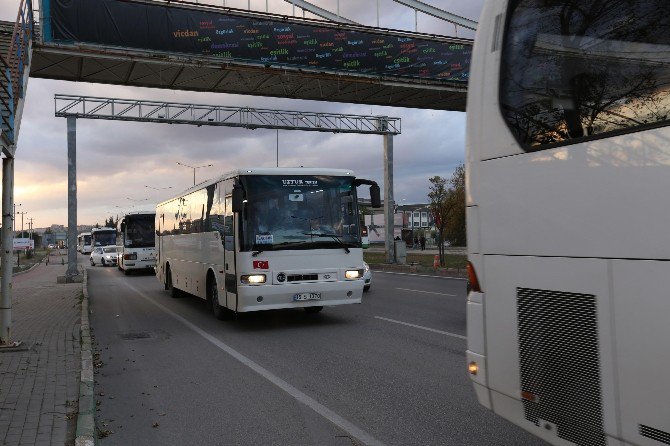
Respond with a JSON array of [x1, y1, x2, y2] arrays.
[[358, 199, 435, 245]]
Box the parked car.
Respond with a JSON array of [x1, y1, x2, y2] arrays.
[[363, 262, 372, 291], [90, 246, 120, 267]]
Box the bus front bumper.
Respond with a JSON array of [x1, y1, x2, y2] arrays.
[[236, 280, 364, 312], [124, 259, 157, 271]]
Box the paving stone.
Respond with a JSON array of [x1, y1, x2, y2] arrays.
[[0, 264, 81, 446]]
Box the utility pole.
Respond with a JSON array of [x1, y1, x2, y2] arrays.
[[28, 218, 33, 246], [65, 116, 79, 280], [1, 155, 17, 346]]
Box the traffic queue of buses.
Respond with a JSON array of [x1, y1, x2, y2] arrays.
[[78, 168, 379, 318]]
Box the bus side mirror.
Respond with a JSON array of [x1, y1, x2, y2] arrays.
[[232, 186, 244, 213], [120, 222, 125, 232], [370, 184, 381, 208]]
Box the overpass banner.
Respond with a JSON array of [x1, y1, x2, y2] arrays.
[[45, 0, 471, 82]]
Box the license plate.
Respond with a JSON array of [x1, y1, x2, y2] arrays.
[[294, 292, 321, 301]]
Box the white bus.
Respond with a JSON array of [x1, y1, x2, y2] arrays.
[[77, 232, 92, 254], [91, 227, 117, 248], [466, 2, 670, 446], [118, 212, 156, 274], [155, 168, 380, 319]]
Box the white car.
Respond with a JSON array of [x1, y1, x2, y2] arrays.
[[363, 262, 372, 291], [90, 246, 120, 267]]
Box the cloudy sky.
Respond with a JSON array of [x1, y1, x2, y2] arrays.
[[0, 0, 482, 229]]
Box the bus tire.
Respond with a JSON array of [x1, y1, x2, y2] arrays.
[[166, 265, 180, 298], [123, 268, 130, 276], [304, 306, 323, 314], [208, 273, 227, 320]]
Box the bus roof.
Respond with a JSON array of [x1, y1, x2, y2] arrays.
[[158, 167, 356, 206]]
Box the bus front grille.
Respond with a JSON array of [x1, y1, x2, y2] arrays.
[[517, 287, 605, 446]]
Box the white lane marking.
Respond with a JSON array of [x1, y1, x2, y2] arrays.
[[372, 270, 467, 281], [121, 281, 385, 446], [375, 316, 466, 340], [395, 287, 456, 297]]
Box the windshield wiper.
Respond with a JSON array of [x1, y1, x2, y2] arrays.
[[252, 250, 263, 257], [303, 233, 350, 254]]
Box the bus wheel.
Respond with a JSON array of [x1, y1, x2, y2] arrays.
[[304, 306, 323, 314], [166, 266, 180, 298], [209, 276, 227, 320]]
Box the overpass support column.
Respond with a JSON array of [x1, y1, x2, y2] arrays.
[[382, 120, 395, 263], [66, 117, 79, 279], [1, 155, 15, 345]]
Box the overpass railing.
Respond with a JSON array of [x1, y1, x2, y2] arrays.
[[1, 0, 34, 145], [0, 57, 13, 145]]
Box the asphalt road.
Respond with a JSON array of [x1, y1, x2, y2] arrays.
[[86, 257, 546, 446]]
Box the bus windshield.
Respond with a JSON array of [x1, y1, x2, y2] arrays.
[[240, 175, 360, 252], [124, 215, 155, 248], [93, 230, 116, 247], [83, 235, 91, 244]]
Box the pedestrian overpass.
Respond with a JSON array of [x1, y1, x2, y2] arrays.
[[32, 0, 471, 112]]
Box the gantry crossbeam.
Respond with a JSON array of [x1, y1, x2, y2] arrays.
[[54, 94, 401, 135]]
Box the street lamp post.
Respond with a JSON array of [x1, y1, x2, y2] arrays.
[[16, 211, 27, 236], [176, 162, 213, 186]]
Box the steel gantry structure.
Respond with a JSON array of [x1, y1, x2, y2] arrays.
[[55, 94, 402, 275], [54, 95, 401, 135]]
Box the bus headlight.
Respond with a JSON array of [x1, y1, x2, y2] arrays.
[[124, 253, 137, 260], [345, 269, 364, 279], [241, 274, 266, 284]]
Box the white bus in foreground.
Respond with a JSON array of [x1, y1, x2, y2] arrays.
[[77, 232, 92, 254], [467, 2, 670, 446], [119, 212, 156, 274], [155, 168, 380, 318]]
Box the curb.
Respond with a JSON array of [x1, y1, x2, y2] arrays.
[[12, 260, 43, 276], [75, 270, 95, 446]]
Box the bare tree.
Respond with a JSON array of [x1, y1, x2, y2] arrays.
[[428, 164, 466, 266]]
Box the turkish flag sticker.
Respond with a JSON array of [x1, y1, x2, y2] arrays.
[[253, 260, 269, 270]]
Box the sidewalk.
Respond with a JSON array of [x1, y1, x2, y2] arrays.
[[0, 260, 82, 446]]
